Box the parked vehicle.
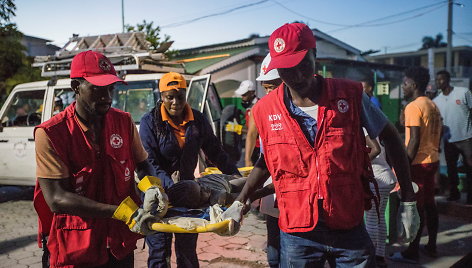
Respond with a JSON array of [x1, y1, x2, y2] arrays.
[[0, 33, 239, 186]]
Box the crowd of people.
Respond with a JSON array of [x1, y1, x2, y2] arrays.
[[32, 22, 471, 268]]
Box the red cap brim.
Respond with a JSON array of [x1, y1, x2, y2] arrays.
[[84, 74, 127, 86], [265, 49, 308, 74]]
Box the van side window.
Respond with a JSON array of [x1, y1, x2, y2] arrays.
[[113, 81, 156, 124], [52, 88, 75, 117], [1, 90, 45, 127]]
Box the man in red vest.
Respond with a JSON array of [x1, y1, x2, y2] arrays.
[[34, 50, 167, 268], [226, 23, 420, 267]]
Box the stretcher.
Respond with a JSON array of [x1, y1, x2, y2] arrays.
[[150, 219, 232, 234], [147, 167, 251, 235]]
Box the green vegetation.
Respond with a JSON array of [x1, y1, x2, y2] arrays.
[[125, 20, 178, 59], [0, 0, 43, 105]]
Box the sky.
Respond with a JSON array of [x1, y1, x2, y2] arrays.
[[13, 0, 472, 55]]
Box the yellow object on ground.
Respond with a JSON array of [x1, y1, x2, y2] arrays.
[[200, 166, 253, 177]]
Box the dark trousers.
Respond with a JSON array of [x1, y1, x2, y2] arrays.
[[406, 163, 440, 255], [146, 232, 199, 268], [445, 138, 472, 200], [266, 215, 281, 268]]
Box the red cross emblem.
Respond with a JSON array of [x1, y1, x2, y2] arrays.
[[274, 38, 285, 53], [110, 134, 123, 148], [337, 99, 349, 113], [262, 65, 268, 74], [456, 99, 461, 105], [99, 58, 112, 72]]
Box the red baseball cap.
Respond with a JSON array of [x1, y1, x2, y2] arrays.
[[70, 50, 126, 86], [266, 23, 316, 73]]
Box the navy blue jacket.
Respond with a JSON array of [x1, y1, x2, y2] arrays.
[[139, 105, 240, 189]]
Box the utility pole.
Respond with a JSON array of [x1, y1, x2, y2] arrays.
[[122, 0, 125, 33], [446, 0, 453, 74]]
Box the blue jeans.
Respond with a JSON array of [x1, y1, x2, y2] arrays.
[[280, 222, 375, 268], [266, 215, 281, 268], [146, 232, 199, 268]]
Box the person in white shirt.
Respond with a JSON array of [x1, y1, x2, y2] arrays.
[[364, 129, 397, 267], [434, 70, 472, 204]]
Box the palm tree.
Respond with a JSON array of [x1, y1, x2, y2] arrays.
[[421, 33, 447, 49]]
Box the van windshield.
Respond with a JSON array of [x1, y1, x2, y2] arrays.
[[113, 80, 158, 124]]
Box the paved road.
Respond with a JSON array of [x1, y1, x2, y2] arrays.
[[0, 190, 471, 267]]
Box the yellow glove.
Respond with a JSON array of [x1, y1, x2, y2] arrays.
[[138, 176, 169, 218], [113, 196, 157, 235]]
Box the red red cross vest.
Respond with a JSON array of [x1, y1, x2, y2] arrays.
[[33, 102, 142, 268], [253, 78, 373, 232], [245, 100, 260, 148]]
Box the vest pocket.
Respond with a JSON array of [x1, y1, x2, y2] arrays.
[[325, 175, 364, 229], [325, 129, 354, 174], [278, 179, 312, 229], [265, 136, 308, 177], [52, 215, 107, 267]]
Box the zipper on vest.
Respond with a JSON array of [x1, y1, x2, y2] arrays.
[[315, 157, 323, 199], [314, 115, 325, 199]]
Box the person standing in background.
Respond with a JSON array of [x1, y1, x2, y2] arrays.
[[245, 53, 283, 267], [364, 129, 397, 267], [244, 54, 282, 167], [235, 80, 260, 165], [362, 77, 381, 109], [434, 70, 472, 204], [392, 66, 442, 263]]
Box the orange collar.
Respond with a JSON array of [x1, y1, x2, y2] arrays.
[[161, 103, 194, 128]]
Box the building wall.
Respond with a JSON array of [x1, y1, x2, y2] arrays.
[[317, 40, 353, 60]]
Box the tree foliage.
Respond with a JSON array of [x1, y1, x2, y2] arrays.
[[125, 20, 178, 59], [421, 33, 447, 50], [0, 0, 15, 25], [0, 0, 27, 98]]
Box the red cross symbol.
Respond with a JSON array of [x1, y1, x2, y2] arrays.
[[337, 100, 349, 113], [274, 38, 285, 53], [276, 41, 283, 50], [112, 137, 121, 145], [262, 65, 267, 73]]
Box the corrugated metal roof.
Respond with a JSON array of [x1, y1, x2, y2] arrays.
[[175, 46, 255, 74]]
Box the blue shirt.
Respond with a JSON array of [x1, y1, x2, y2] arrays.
[[370, 96, 382, 110]]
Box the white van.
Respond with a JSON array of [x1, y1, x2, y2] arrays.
[[0, 73, 225, 186]]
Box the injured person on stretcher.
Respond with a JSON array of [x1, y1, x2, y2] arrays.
[[150, 173, 274, 236]]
